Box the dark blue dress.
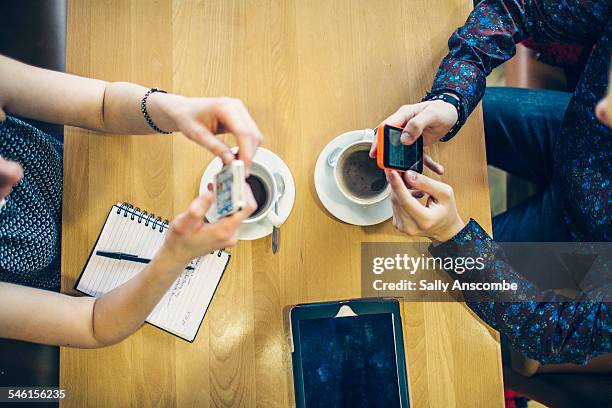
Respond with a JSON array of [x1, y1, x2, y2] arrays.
[[0, 116, 62, 292]]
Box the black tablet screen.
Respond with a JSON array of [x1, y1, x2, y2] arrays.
[[298, 313, 401, 407]]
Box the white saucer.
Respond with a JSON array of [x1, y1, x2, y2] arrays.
[[314, 129, 392, 226], [200, 147, 296, 240]]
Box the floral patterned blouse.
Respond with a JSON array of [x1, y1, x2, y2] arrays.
[[429, 0, 611, 364]]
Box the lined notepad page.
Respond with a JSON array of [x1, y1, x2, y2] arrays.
[[76, 204, 230, 342]]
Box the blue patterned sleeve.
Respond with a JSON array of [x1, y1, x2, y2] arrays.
[[431, 0, 611, 126], [430, 219, 612, 365]]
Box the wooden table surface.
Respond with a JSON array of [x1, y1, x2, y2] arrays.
[[60, 0, 504, 406]]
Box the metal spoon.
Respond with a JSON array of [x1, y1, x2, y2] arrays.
[[272, 173, 286, 254]]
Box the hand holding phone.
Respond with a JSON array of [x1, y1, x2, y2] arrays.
[[375, 124, 423, 173], [214, 160, 247, 219]]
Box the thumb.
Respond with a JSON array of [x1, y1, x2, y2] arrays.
[[172, 192, 214, 234], [369, 137, 378, 159], [383, 103, 425, 129], [403, 170, 453, 201], [402, 108, 436, 145]]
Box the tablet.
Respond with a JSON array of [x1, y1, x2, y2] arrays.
[[288, 298, 410, 407]]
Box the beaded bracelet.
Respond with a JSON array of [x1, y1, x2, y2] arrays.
[[140, 88, 171, 134]]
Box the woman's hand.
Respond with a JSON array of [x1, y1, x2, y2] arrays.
[[162, 96, 263, 169], [386, 169, 465, 243], [160, 187, 257, 266], [0, 156, 23, 200], [0, 187, 256, 348], [0, 56, 264, 168], [369, 100, 458, 159]]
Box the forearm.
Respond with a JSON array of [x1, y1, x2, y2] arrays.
[[0, 54, 106, 129], [90, 245, 187, 345], [430, 1, 529, 122], [0, 55, 183, 135], [431, 0, 610, 124], [430, 220, 612, 364], [98, 82, 185, 134], [0, 283, 98, 347], [0, 246, 187, 348]]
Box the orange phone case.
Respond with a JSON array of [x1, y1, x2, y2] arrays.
[[376, 123, 406, 172]]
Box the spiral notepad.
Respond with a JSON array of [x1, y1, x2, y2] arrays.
[[75, 203, 230, 342]]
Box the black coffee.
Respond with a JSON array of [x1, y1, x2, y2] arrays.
[[340, 150, 387, 198], [246, 175, 269, 217]]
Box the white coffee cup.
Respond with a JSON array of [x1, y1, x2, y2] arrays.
[[327, 130, 391, 205], [244, 161, 282, 227]]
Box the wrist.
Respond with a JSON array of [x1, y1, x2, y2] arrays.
[[430, 99, 458, 124], [432, 216, 465, 244], [145, 91, 187, 133], [441, 93, 460, 119], [154, 242, 192, 275], [441, 91, 460, 102], [422, 91, 464, 142]]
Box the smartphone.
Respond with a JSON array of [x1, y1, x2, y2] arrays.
[[214, 160, 246, 219], [376, 124, 423, 173]]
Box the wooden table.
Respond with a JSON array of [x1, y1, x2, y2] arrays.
[[61, 0, 504, 406]]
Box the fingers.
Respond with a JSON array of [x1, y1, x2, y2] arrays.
[[383, 104, 423, 128], [201, 182, 257, 248], [172, 193, 214, 235], [185, 120, 234, 164], [386, 170, 427, 219], [214, 98, 263, 169], [402, 170, 453, 200], [392, 204, 420, 235], [369, 137, 378, 159], [379, 100, 456, 147], [408, 154, 442, 195], [371, 103, 424, 155], [0, 158, 23, 198], [402, 108, 436, 145], [221, 183, 257, 228], [192, 192, 216, 215], [423, 154, 444, 175], [410, 189, 424, 199]]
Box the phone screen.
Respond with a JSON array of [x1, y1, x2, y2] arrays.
[[215, 166, 234, 217], [384, 125, 422, 172], [297, 313, 401, 407]]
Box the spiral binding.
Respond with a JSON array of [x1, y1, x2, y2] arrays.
[[117, 202, 169, 232], [115, 204, 226, 256]]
